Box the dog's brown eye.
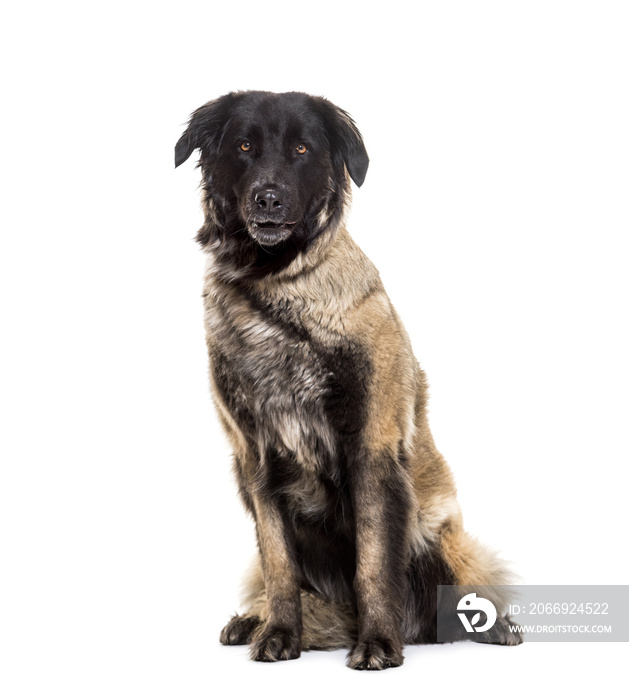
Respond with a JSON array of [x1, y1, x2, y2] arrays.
[[240, 141, 252, 152], [296, 143, 307, 154]]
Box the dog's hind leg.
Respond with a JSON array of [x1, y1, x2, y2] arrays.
[[300, 591, 357, 650], [473, 614, 523, 646], [219, 614, 262, 645], [219, 559, 265, 645]]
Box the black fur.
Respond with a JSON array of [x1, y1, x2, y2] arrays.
[[176, 91, 368, 280], [404, 547, 457, 643]]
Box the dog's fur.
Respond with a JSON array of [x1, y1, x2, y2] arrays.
[[175, 91, 522, 669]]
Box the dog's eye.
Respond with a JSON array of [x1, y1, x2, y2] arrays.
[[240, 141, 252, 152], [296, 144, 307, 155]]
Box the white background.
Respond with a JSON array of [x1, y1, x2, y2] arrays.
[[1, 1, 628, 698]]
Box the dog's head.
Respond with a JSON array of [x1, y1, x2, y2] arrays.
[[175, 91, 368, 278]]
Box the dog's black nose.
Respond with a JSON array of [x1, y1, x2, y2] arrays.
[[254, 188, 283, 210]]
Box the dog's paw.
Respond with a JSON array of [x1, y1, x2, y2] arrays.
[[219, 614, 261, 646], [346, 638, 404, 671], [474, 615, 524, 646], [249, 625, 301, 662]]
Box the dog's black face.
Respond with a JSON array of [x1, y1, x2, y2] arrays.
[[212, 94, 334, 249], [175, 91, 369, 278]]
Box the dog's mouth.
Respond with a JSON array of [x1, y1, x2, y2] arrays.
[[248, 220, 298, 246]]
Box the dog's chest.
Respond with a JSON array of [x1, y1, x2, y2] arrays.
[[204, 283, 364, 468]]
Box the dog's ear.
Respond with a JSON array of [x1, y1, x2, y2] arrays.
[[311, 97, 369, 187], [174, 94, 235, 168]]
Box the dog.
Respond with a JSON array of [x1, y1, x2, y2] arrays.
[[175, 91, 522, 669]]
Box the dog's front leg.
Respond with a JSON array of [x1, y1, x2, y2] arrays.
[[347, 452, 410, 670], [249, 494, 302, 662]]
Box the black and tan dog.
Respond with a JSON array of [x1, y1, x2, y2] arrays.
[[175, 91, 522, 669]]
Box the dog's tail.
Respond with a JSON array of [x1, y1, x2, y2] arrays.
[[440, 521, 518, 613]]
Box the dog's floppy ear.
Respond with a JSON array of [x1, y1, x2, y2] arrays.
[[311, 97, 369, 187], [174, 94, 235, 168]]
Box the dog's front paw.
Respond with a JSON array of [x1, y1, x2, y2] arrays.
[[249, 625, 301, 662], [346, 638, 404, 670], [220, 614, 261, 646]]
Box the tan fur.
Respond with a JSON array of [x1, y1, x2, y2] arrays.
[[252, 497, 298, 596]]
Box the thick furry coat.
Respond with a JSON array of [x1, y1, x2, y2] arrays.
[[175, 91, 521, 669]]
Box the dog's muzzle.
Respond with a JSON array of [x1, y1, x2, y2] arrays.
[[247, 187, 297, 246], [248, 219, 297, 246]]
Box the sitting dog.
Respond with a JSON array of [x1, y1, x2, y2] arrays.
[[175, 91, 522, 669]]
